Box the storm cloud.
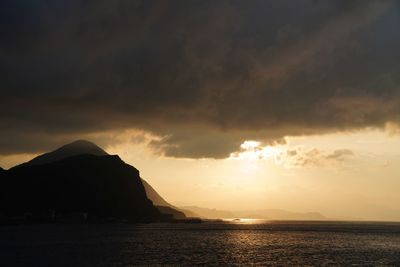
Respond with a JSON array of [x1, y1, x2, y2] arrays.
[[1, 0, 400, 158]]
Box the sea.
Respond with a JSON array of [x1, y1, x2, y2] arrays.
[[1, 220, 400, 266]]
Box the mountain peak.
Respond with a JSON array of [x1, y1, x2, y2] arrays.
[[15, 140, 109, 168], [61, 139, 108, 153]]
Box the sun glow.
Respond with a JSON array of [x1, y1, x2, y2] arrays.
[[230, 140, 282, 161], [226, 218, 266, 224]]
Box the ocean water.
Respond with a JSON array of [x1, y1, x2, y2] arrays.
[[1, 221, 400, 266]]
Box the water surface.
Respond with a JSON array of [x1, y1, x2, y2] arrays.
[[1, 221, 400, 266]]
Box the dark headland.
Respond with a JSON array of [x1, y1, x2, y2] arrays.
[[0, 140, 200, 224]]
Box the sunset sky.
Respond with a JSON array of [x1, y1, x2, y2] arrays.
[[1, 0, 400, 221]]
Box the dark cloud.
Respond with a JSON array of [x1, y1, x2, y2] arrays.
[[1, 0, 400, 157]]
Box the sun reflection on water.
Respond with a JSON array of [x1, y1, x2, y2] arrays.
[[224, 218, 267, 224]]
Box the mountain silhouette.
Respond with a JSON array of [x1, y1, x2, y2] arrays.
[[1, 154, 165, 221], [4, 140, 187, 219]]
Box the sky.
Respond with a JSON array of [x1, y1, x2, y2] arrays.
[[1, 0, 400, 221]]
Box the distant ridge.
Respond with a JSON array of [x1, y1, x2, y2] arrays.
[[181, 206, 235, 219], [141, 178, 172, 207], [14, 140, 108, 169], [181, 206, 327, 220], [141, 178, 198, 218]]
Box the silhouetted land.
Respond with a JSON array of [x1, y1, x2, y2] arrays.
[[0, 140, 196, 223], [1, 154, 164, 222]]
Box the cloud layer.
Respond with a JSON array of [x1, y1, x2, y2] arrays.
[[1, 0, 400, 157]]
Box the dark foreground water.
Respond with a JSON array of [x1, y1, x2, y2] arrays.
[[1, 221, 400, 266]]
